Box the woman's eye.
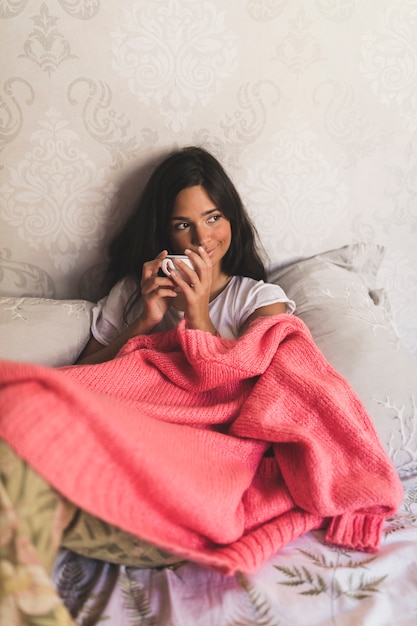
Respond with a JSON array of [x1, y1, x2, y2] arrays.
[[175, 222, 189, 231], [207, 214, 222, 223]]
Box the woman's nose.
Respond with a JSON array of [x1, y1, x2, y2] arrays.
[[192, 225, 209, 246]]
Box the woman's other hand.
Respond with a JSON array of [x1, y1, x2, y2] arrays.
[[168, 246, 218, 335], [139, 250, 179, 331]]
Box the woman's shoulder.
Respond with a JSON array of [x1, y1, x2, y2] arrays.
[[94, 276, 139, 320], [216, 274, 295, 311], [100, 275, 139, 304], [210, 275, 295, 338], [227, 275, 291, 298], [91, 276, 141, 345]]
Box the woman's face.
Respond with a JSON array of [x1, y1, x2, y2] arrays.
[[169, 185, 232, 272]]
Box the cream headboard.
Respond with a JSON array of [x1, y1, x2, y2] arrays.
[[1, 0, 416, 358]]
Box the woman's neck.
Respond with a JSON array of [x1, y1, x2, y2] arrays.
[[209, 272, 233, 301]]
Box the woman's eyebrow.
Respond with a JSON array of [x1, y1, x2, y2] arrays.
[[171, 208, 220, 221]]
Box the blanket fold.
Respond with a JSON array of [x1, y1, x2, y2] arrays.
[[0, 314, 402, 574]]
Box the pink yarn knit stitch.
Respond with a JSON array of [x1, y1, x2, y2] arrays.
[[0, 315, 403, 574]]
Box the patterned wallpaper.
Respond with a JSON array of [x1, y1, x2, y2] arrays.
[[1, 0, 416, 357]]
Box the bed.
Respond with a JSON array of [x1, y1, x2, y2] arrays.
[[1, 1, 417, 624], [1, 243, 417, 625]]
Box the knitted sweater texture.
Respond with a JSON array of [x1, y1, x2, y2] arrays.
[[0, 315, 402, 574]]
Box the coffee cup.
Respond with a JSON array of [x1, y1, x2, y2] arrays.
[[161, 255, 194, 282]]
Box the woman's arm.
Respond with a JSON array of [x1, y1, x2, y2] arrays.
[[76, 316, 153, 365], [238, 302, 287, 336]]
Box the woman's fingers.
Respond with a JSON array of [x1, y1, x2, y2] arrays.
[[180, 246, 212, 284], [141, 250, 168, 281], [185, 246, 211, 271], [141, 247, 212, 303], [141, 251, 179, 299], [169, 250, 212, 300]]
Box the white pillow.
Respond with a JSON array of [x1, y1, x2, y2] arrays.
[[0, 297, 94, 367], [269, 243, 417, 480]]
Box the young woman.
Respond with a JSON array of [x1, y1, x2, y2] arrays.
[[78, 146, 294, 364]]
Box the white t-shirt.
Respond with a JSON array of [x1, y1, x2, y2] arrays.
[[91, 275, 296, 343]]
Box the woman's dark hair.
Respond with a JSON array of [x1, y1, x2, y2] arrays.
[[107, 146, 267, 312]]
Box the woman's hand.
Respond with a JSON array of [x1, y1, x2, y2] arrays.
[[168, 246, 217, 334], [138, 250, 179, 332]]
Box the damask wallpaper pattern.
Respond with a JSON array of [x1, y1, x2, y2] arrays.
[[1, 0, 416, 357]]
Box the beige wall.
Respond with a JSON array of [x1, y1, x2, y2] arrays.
[[1, 0, 416, 357]]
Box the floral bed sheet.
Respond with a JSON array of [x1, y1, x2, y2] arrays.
[[53, 478, 417, 626]]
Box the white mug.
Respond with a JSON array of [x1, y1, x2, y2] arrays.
[[161, 255, 194, 282]]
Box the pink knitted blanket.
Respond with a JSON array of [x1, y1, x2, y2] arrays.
[[0, 315, 402, 574]]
